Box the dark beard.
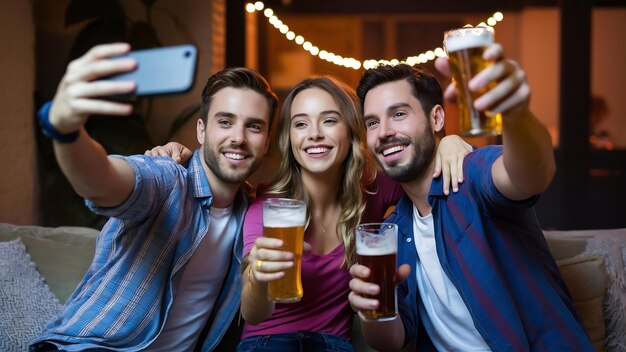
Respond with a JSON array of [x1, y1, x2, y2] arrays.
[[203, 145, 260, 184], [377, 126, 435, 183]]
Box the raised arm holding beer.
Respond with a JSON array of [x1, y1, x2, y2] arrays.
[[348, 30, 594, 351]]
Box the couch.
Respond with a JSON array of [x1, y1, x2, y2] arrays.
[[1, 223, 624, 352]]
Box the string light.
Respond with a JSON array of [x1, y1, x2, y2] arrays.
[[246, 3, 505, 70]]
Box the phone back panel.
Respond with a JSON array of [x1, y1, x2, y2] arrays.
[[108, 45, 197, 96]]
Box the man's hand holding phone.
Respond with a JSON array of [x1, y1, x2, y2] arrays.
[[49, 43, 197, 135], [49, 43, 137, 135]]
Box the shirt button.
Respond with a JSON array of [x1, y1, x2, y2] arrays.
[[406, 238, 412, 242]]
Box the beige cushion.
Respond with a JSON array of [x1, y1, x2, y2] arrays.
[[546, 236, 588, 261], [556, 255, 607, 352]]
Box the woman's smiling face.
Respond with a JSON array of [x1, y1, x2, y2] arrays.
[[289, 87, 351, 177]]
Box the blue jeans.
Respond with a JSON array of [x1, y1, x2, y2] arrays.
[[237, 331, 354, 352]]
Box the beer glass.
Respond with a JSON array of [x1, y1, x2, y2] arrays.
[[263, 198, 306, 303], [356, 223, 398, 321], [444, 26, 502, 137]]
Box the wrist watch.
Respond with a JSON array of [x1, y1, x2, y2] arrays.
[[38, 101, 80, 143]]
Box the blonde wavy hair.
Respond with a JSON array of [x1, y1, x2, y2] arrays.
[[263, 76, 376, 267]]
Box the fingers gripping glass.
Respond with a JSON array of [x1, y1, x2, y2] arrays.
[[356, 223, 398, 321]]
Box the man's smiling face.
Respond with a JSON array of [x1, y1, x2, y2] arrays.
[[198, 87, 270, 185], [363, 79, 436, 183]]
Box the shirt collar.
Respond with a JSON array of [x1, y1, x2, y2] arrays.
[[188, 149, 213, 203], [428, 177, 445, 197], [187, 149, 253, 211]]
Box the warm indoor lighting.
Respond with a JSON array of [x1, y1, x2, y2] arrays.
[[246, 2, 505, 70]]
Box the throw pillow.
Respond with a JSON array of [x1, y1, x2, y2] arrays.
[[0, 223, 98, 303], [0, 238, 61, 352]]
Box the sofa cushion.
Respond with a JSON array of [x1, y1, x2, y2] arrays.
[[0, 238, 62, 352], [0, 223, 98, 303], [547, 228, 626, 351], [556, 255, 607, 351], [546, 236, 588, 261]]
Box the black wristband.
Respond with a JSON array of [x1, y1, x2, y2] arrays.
[[38, 101, 80, 143]]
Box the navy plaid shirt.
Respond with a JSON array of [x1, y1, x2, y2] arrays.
[[31, 150, 246, 351], [394, 145, 593, 351]]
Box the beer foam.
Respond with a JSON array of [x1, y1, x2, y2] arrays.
[[263, 207, 306, 227], [356, 245, 395, 256], [444, 28, 494, 52]]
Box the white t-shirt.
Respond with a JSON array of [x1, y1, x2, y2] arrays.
[[147, 205, 237, 351], [412, 205, 490, 351]]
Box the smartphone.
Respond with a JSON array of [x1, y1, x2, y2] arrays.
[[105, 45, 198, 97]]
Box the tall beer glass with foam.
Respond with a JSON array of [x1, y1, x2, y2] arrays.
[[263, 198, 306, 303], [356, 223, 398, 321], [444, 26, 502, 137]]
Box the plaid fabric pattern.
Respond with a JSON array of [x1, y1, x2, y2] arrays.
[[30, 150, 245, 352], [394, 146, 594, 352]]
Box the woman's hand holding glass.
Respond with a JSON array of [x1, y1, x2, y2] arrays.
[[249, 237, 295, 287]]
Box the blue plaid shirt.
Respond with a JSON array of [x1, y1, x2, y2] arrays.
[[394, 145, 593, 351], [30, 150, 246, 351]]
